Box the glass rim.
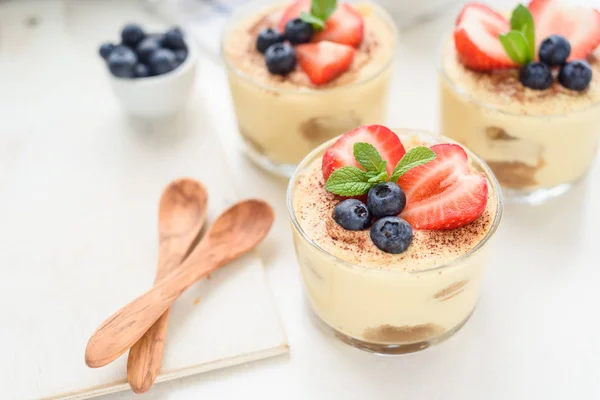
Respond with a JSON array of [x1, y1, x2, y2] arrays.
[[286, 128, 504, 275], [220, 0, 398, 95], [436, 34, 600, 118]]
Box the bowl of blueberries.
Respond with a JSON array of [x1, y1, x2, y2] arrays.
[[99, 23, 197, 119]]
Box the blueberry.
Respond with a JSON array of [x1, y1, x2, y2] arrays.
[[107, 45, 137, 78], [333, 199, 371, 231], [519, 62, 553, 90], [148, 48, 178, 75], [121, 23, 145, 46], [136, 36, 162, 63], [99, 43, 115, 60], [367, 182, 406, 218], [285, 18, 313, 45], [265, 43, 297, 75], [133, 63, 150, 78], [559, 60, 593, 92], [162, 27, 186, 50], [370, 217, 413, 254], [174, 49, 188, 63], [256, 28, 285, 54], [539, 35, 571, 66]]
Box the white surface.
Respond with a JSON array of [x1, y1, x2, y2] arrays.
[[2, 0, 600, 399], [0, 2, 286, 399]]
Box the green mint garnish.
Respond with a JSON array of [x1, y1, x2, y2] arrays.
[[324, 142, 437, 197], [499, 4, 536, 65], [325, 166, 372, 196], [389, 147, 437, 183], [300, 0, 337, 30]]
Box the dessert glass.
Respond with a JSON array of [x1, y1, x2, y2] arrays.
[[221, 1, 398, 177], [287, 128, 503, 354], [438, 43, 600, 204]]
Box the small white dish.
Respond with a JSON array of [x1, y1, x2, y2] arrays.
[[108, 37, 198, 120]]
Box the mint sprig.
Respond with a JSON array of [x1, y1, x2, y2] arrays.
[[499, 4, 536, 65], [300, 0, 337, 30], [324, 143, 437, 197]]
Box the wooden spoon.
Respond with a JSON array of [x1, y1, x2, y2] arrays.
[[85, 199, 274, 369], [126, 178, 208, 394]]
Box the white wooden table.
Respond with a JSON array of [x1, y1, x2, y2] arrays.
[[3, 0, 600, 399]]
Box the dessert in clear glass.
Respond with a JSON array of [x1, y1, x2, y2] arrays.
[[438, 0, 600, 203], [287, 125, 503, 354], [221, 0, 397, 177]]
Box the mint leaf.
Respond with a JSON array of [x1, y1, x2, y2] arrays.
[[510, 4, 535, 61], [389, 147, 436, 182], [499, 31, 531, 65], [354, 143, 384, 173], [368, 170, 388, 183], [325, 166, 372, 196], [312, 0, 337, 22], [300, 11, 325, 30]]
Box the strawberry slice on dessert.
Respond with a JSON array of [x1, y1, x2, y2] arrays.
[[278, 0, 364, 47], [454, 3, 518, 70], [528, 0, 600, 60], [322, 125, 406, 181], [398, 144, 488, 230], [312, 4, 364, 48], [296, 41, 355, 85]]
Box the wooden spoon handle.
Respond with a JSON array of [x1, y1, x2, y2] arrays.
[[85, 248, 215, 368], [126, 310, 170, 393], [127, 239, 187, 393]]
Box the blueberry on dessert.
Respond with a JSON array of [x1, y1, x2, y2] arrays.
[[254, 0, 365, 85], [370, 217, 413, 254], [559, 60, 593, 92], [256, 28, 285, 54], [519, 62, 553, 90], [162, 27, 187, 50], [539, 34, 571, 66], [285, 18, 313, 45], [136, 35, 162, 63], [367, 182, 406, 218], [265, 43, 297, 75], [333, 199, 371, 231]]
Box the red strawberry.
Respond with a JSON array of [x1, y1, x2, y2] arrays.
[[278, 0, 310, 32], [296, 41, 355, 85], [529, 0, 600, 60], [322, 125, 406, 181], [313, 4, 364, 47], [454, 3, 518, 70], [398, 144, 488, 230], [278, 1, 364, 47]]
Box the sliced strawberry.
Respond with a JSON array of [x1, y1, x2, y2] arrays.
[[454, 3, 518, 70], [398, 144, 488, 230], [296, 41, 355, 85], [313, 4, 364, 47], [278, 1, 364, 47], [322, 125, 406, 181], [529, 0, 600, 60], [278, 0, 310, 32]]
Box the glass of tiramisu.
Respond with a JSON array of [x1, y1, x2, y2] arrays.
[[222, 0, 397, 176], [439, 0, 600, 203], [287, 125, 503, 354]]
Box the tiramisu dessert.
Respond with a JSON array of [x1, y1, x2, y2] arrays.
[[288, 125, 503, 354], [439, 0, 600, 203], [222, 0, 396, 176]]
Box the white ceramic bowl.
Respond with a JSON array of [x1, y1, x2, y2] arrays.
[[108, 37, 198, 119]]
